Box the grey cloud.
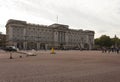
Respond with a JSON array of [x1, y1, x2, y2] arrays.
[[0, 0, 120, 37], [98, 30, 107, 33]]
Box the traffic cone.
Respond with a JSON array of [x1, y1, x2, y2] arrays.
[[50, 48, 56, 54]]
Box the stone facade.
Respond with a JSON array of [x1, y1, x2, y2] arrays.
[[6, 19, 94, 50], [0, 33, 6, 48]]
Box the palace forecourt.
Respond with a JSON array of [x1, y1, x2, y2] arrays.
[[0, 50, 120, 82]]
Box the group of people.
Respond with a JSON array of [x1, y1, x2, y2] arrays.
[[102, 47, 119, 54]]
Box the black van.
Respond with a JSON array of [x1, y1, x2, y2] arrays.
[[4, 46, 18, 52]]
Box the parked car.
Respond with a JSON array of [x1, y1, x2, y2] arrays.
[[4, 46, 18, 52]]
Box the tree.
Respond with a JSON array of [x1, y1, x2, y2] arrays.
[[95, 35, 112, 48], [94, 38, 101, 49]]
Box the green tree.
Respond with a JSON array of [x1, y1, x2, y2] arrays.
[[95, 35, 112, 48], [94, 38, 101, 48]]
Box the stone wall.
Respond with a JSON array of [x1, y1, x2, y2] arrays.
[[6, 19, 94, 50]]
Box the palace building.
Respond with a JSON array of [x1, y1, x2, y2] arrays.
[[6, 19, 94, 50], [0, 33, 6, 48]]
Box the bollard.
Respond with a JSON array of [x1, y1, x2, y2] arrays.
[[19, 55, 22, 58], [10, 52, 13, 59]]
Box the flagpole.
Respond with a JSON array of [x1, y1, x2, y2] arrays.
[[56, 15, 58, 23]]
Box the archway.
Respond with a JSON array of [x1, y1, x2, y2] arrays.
[[27, 42, 36, 50], [59, 43, 64, 50], [84, 43, 89, 50], [40, 43, 45, 50], [17, 42, 23, 49]]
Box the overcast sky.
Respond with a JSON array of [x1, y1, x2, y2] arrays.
[[0, 0, 120, 38]]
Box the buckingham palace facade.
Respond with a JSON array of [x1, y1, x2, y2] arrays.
[[6, 19, 94, 50]]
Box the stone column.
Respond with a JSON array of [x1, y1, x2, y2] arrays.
[[23, 42, 25, 50], [89, 44, 92, 50], [45, 44, 48, 50], [65, 32, 68, 44], [37, 43, 40, 50], [64, 32, 65, 42], [89, 42, 93, 50], [60, 32, 61, 43], [23, 42, 27, 50]]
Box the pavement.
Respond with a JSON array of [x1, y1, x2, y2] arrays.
[[0, 50, 120, 82]]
